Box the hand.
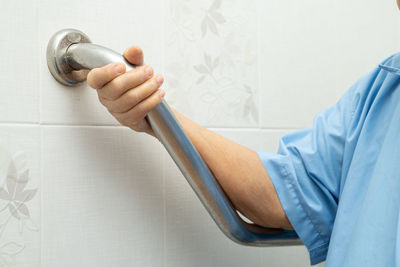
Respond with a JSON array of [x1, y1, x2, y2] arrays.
[[87, 46, 165, 137]]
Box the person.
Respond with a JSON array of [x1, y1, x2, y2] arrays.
[[86, 1, 400, 266]]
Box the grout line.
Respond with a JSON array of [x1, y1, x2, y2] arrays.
[[162, 151, 167, 267], [162, 0, 167, 266], [256, 0, 261, 131], [39, 123, 122, 127], [0, 122, 302, 131], [0, 122, 120, 127], [38, 4, 42, 126], [209, 127, 302, 131], [39, 121, 44, 267], [36, 0, 43, 264], [0, 122, 40, 125]]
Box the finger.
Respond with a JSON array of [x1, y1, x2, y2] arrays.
[[87, 62, 125, 89], [105, 74, 164, 113], [123, 46, 144, 66], [99, 65, 154, 100], [113, 89, 165, 125]]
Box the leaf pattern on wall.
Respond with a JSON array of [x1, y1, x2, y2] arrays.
[[0, 151, 38, 267], [201, 0, 225, 37], [0, 242, 24, 267], [165, 0, 258, 127], [194, 53, 220, 84], [0, 163, 37, 220]]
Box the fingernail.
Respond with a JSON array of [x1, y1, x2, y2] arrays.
[[156, 75, 164, 84], [159, 90, 165, 99], [145, 66, 153, 76], [114, 63, 123, 73]]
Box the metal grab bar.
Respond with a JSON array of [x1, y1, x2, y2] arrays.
[[46, 29, 300, 246]]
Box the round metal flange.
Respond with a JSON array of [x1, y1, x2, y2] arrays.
[[46, 29, 91, 86]]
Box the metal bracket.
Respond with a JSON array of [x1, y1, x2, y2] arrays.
[[46, 29, 91, 86], [46, 28, 301, 247]]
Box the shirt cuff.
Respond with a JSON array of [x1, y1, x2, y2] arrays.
[[257, 151, 328, 265]]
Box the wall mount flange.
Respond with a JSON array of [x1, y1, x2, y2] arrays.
[[46, 28, 91, 86]]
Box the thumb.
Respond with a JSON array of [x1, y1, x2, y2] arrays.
[[123, 46, 144, 66]]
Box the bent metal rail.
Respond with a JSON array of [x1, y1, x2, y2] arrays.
[[46, 28, 300, 246]]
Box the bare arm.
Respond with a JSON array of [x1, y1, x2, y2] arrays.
[[173, 110, 292, 229], [87, 46, 292, 230]]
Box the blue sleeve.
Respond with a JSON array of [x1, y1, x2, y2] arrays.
[[257, 76, 363, 265]]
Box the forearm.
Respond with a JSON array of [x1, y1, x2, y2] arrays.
[[86, 50, 290, 229], [169, 108, 292, 230]]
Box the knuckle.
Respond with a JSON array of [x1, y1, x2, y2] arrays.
[[151, 77, 159, 87], [111, 78, 124, 91], [142, 65, 153, 77], [151, 91, 162, 103], [137, 101, 151, 116], [126, 90, 139, 105], [151, 97, 162, 109], [106, 62, 120, 73], [106, 63, 116, 71], [127, 69, 142, 84], [152, 96, 162, 108], [87, 68, 101, 88], [142, 77, 157, 92], [145, 96, 159, 112], [134, 104, 146, 117]]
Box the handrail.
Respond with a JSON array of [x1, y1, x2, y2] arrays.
[[47, 29, 300, 246]]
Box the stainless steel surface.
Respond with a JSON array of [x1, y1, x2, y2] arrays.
[[46, 29, 301, 246], [46, 29, 92, 86]]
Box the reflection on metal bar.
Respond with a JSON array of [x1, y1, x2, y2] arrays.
[[47, 29, 301, 246]]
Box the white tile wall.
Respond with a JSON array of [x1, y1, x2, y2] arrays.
[[1, 0, 398, 266], [258, 0, 400, 129], [164, 129, 313, 267], [0, 1, 39, 123], [0, 126, 40, 267], [164, 0, 259, 127], [41, 126, 164, 267], [38, 0, 165, 125]]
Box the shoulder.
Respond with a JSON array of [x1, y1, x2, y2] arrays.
[[349, 52, 400, 96], [379, 52, 400, 75]]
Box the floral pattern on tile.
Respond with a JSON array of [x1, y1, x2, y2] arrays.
[[165, 0, 258, 127], [0, 150, 38, 267]]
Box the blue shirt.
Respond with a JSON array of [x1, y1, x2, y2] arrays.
[[257, 52, 400, 266]]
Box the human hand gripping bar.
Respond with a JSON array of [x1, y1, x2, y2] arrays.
[[47, 29, 300, 246]]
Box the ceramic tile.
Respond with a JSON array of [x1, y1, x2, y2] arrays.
[[41, 126, 164, 267], [164, 129, 311, 267], [0, 125, 40, 267], [39, 0, 165, 125], [258, 0, 400, 129], [164, 0, 259, 127], [0, 1, 39, 123]]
